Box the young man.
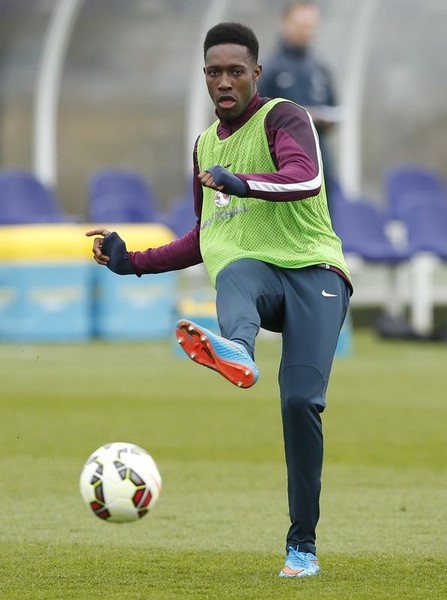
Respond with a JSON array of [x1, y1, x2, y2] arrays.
[[87, 22, 351, 578]]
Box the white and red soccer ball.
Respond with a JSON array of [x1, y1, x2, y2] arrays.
[[80, 442, 162, 523]]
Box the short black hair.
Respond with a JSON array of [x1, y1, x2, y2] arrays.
[[203, 22, 259, 63]]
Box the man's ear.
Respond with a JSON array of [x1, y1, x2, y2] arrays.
[[254, 64, 263, 82]]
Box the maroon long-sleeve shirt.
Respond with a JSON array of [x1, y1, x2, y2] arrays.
[[130, 93, 322, 275]]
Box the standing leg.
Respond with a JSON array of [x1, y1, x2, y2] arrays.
[[279, 267, 349, 557]]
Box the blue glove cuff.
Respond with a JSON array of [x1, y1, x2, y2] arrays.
[[102, 232, 136, 275], [206, 165, 248, 197]]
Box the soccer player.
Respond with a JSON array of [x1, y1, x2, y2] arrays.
[[87, 21, 352, 578]]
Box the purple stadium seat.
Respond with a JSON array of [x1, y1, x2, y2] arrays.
[[331, 198, 409, 262], [0, 170, 70, 224], [401, 202, 447, 258], [88, 168, 162, 223], [384, 164, 447, 220]]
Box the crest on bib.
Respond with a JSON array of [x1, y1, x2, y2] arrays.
[[214, 191, 231, 207]]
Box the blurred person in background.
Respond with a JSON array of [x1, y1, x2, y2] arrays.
[[259, 0, 341, 210], [87, 21, 351, 579]]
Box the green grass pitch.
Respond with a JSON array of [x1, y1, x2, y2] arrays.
[[0, 329, 446, 599]]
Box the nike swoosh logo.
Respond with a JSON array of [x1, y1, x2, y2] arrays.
[[322, 290, 338, 297]]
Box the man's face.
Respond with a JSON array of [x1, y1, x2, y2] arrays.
[[204, 43, 262, 121], [281, 5, 320, 48]]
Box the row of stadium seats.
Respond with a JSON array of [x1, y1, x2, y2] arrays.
[[330, 165, 447, 338], [331, 167, 447, 262], [1, 164, 446, 336], [2, 165, 445, 248], [0, 168, 196, 238]]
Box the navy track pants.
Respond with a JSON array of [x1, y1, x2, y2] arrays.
[[215, 258, 350, 555]]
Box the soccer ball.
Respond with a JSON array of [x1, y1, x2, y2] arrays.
[[79, 442, 162, 523]]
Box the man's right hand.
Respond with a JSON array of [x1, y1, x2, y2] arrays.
[[85, 228, 135, 275], [86, 228, 111, 266]]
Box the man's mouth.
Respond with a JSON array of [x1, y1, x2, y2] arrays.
[[217, 95, 237, 109]]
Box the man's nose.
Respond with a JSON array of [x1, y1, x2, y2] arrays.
[[218, 73, 232, 89]]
